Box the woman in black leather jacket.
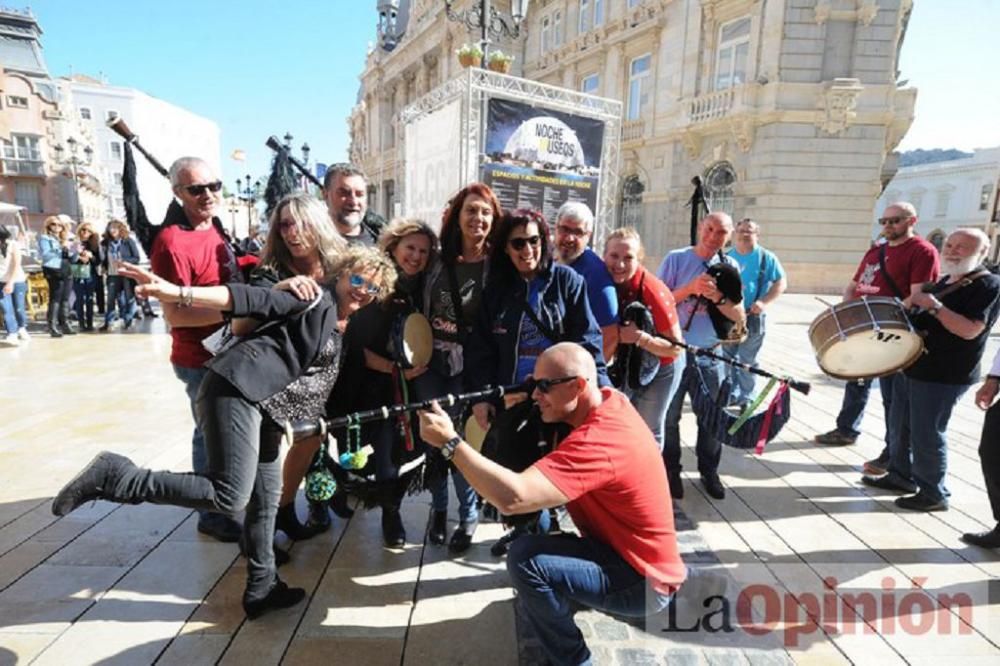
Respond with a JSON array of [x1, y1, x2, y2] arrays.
[[51, 246, 396, 621]]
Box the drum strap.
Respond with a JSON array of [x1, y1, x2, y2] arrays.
[[928, 270, 991, 300], [877, 244, 905, 299]]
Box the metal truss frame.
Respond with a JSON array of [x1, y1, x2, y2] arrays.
[[400, 67, 623, 242]]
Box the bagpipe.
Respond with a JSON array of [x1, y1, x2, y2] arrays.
[[611, 299, 809, 454]]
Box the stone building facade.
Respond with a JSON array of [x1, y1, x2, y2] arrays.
[[349, 0, 917, 291]]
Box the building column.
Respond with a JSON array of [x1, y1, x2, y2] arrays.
[[603, 43, 624, 102]]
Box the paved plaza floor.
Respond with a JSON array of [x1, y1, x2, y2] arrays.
[[1, 294, 999, 665]]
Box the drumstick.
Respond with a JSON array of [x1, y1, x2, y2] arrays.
[[815, 296, 837, 308]]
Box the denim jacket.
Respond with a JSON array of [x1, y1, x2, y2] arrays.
[[464, 263, 609, 391], [38, 234, 77, 270]]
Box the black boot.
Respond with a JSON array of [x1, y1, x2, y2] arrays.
[[328, 492, 354, 519], [429, 510, 447, 545], [243, 579, 306, 620], [51, 452, 134, 516], [275, 502, 323, 541], [379, 484, 407, 547], [49, 324, 63, 338], [306, 499, 332, 531]]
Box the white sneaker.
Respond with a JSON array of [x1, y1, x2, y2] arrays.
[[16, 328, 29, 341], [1, 333, 19, 347]]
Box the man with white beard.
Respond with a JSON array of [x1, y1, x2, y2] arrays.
[[862, 228, 1000, 511], [322, 163, 386, 247]]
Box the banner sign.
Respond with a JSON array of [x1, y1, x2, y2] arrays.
[[481, 98, 604, 222]]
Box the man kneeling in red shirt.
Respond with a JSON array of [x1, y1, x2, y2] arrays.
[[419, 342, 686, 665]]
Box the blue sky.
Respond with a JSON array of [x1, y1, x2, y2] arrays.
[[25, 0, 1000, 189]]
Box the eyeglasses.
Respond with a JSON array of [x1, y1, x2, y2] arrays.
[[878, 216, 911, 226], [556, 224, 589, 238], [533, 376, 579, 394], [348, 273, 380, 295], [183, 181, 223, 196], [508, 235, 541, 251]]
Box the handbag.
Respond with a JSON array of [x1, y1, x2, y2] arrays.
[[305, 437, 338, 502]]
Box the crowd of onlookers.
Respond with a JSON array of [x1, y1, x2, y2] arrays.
[[0, 215, 269, 346]]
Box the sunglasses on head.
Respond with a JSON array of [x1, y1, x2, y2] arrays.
[[878, 216, 910, 226], [348, 273, 380, 295], [533, 376, 579, 394], [508, 235, 541, 251], [183, 181, 223, 196]]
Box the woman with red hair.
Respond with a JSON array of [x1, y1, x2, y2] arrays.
[[420, 183, 502, 553]]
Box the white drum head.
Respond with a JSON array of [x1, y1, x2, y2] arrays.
[[402, 314, 433, 368], [819, 330, 923, 379]]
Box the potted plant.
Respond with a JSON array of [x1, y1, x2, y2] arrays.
[[457, 43, 483, 68], [487, 50, 515, 74]]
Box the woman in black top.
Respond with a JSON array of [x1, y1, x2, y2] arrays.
[[51, 245, 396, 620], [346, 218, 438, 546]]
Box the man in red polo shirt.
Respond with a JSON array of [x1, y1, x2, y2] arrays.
[[419, 342, 685, 665]]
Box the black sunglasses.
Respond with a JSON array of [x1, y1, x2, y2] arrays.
[[183, 181, 223, 196], [509, 235, 541, 251], [533, 376, 579, 394]]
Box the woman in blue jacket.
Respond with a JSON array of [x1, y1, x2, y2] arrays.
[[38, 216, 77, 337], [465, 208, 608, 412]]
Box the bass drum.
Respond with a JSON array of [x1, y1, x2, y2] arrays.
[[808, 296, 924, 380]]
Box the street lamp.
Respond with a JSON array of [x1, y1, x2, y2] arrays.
[[53, 136, 94, 222], [235, 174, 262, 234], [444, 0, 530, 60]]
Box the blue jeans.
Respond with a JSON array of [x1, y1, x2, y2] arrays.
[[0, 281, 28, 333], [112, 371, 280, 602], [104, 275, 135, 326], [418, 369, 478, 526], [624, 351, 685, 451], [172, 364, 219, 523], [73, 278, 95, 329], [723, 313, 765, 405], [836, 373, 899, 463], [663, 354, 725, 477], [507, 534, 673, 666], [886, 374, 968, 502]]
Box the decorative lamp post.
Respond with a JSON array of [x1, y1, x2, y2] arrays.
[[235, 174, 263, 233], [377, 0, 412, 52], [53, 136, 94, 222], [444, 0, 530, 61]]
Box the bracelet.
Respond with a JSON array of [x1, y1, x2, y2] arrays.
[[179, 285, 194, 308]]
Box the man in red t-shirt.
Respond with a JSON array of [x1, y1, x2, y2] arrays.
[[150, 157, 242, 543], [814, 202, 939, 473], [419, 343, 686, 665]]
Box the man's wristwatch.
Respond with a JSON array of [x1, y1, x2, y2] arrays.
[[927, 299, 943, 318], [440, 436, 461, 461]]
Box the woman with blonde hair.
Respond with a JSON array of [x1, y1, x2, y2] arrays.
[[344, 217, 439, 546], [603, 227, 684, 453], [233, 192, 351, 541], [38, 216, 77, 337]]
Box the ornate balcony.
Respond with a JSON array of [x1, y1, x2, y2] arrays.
[[622, 118, 648, 143]]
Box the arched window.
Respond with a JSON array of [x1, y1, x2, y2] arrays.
[[927, 229, 945, 252], [704, 162, 736, 215], [620, 175, 645, 227]]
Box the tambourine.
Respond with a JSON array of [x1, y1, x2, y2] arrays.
[[391, 312, 433, 369]]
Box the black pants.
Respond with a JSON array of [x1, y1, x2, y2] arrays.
[[980, 401, 1000, 523], [43, 267, 72, 329]]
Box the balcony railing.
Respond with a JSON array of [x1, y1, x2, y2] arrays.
[[622, 118, 647, 142], [688, 87, 736, 123], [1, 159, 45, 176]]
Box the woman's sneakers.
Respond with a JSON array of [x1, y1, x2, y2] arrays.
[[243, 579, 306, 620], [51, 452, 134, 516]]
